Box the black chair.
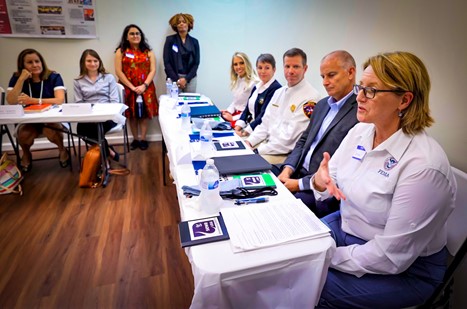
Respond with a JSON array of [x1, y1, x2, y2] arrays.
[[411, 167, 467, 309]]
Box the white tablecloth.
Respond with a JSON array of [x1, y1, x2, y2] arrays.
[[159, 95, 335, 308], [0, 103, 127, 125]]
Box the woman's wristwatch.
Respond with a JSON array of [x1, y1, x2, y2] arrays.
[[143, 83, 149, 90]]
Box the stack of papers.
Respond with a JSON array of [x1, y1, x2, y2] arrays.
[[221, 199, 330, 253]]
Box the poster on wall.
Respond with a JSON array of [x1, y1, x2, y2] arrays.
[[0, 0, 97, 38]]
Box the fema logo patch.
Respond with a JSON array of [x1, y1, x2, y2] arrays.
[[384, 157, 398, 171], [303, 101, 316, 118]]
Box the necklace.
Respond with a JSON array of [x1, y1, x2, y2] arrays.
[[29, 80, 44, 104]]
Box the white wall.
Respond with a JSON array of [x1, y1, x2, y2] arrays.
[[1, 0, 466, 172], [1, 0, 466, 305]]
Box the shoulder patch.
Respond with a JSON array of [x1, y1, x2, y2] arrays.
[[303, 101, 317, 118]]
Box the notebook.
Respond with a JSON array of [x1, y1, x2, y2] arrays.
[[190, 105, 221, 118], [23, 103, 53, 113], [213, 154, 272, 175], [178, 214, 229, 247]]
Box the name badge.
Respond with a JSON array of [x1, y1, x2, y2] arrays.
[[125, 53, 134, 59], [352, 145, 366, 161], [172, 44, 179, 53]]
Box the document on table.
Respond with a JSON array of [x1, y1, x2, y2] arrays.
[[221, 199, 330, 253]]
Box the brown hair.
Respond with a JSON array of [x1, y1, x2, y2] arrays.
[[16, 48, 52, 80], [77, 49, 108, 79], [169, 13, 194, 32]]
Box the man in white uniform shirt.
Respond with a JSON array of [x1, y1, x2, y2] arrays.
[[246, 48, 321, 164]]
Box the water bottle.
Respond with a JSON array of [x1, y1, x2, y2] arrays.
[[170, 81, 179, 99], [200, 119, 213, 158], [136, 94, 144, 118], [198, 159, 223, 214], [166, 78, 172, 95], [180, 100, 191, 131]]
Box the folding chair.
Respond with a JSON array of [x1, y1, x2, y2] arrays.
[[0, 87, 20, 161], [13, 87, 76, 171], [414, 167, 467, 308]]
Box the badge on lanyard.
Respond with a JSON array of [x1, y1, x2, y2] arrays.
[[125, 52, 134, 59], [172, 44, 179, 53], [352, 145, 366, 161]]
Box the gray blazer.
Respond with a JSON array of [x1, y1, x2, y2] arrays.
[[283, 94, 359, 190]]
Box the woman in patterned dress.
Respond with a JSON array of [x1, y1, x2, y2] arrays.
[[115, 24, 157, 150]]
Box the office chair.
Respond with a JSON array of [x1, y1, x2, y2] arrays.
[[0, 87, 20, 162]]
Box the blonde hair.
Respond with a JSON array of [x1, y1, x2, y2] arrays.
[[230, 52, 257, 90], [169, 13, 194, 32], [363, 51, 434, 135]]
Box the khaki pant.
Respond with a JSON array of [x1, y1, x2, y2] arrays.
[[260, 153, 288, 164]]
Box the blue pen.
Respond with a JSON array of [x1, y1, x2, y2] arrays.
[[235, 197, 269, 205]]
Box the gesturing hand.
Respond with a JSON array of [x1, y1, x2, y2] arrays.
[[315, 152, 346, 200]]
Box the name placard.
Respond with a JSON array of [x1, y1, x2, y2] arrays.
[[0, 105, 24, 117], [62, 103, 92, 115]]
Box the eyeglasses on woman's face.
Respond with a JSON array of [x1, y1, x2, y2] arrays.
[[353, 84, 407, 99], [128, 31, 141, 36]]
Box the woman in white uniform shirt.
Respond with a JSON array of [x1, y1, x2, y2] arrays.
[[221, 52, 257, 127], [313, 51, 457, 308]]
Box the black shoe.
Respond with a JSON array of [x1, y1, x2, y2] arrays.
[[130, 140, 140, 150], [139, 140, 149, 150], [109, 145, 120, 162]]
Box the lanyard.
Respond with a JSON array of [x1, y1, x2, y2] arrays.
[[28, 80, 43, 104]]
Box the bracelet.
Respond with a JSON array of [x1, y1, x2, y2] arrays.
[[143, 83, 149, 89], [38, 98, 42, 105]]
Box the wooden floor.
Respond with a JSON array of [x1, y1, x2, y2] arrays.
[[0, 141, 194, 308]]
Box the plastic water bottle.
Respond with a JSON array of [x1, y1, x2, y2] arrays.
[[180, 100, 191, 131], [170, 81, 179, 99], [166, 78, 172, 95], [198, 159, 223, 214], [200, 119, 213, 158], [136, 94, 143, 118]]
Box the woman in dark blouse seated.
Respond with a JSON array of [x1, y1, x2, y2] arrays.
[[6, 48, 68, 172], [234, 53, 281, 137]]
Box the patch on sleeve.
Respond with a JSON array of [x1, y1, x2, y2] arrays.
[[303, 101, 317, 118]]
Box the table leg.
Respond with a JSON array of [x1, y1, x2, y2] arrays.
[[97, 123, 110, 187]]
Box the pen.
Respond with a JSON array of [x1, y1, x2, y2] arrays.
[[234, 197, 269, 205]]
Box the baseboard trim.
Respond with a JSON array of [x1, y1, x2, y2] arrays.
[[1, 133, 163, 152]]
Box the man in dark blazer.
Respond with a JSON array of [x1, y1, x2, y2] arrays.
[[275, 50, 359, 217]]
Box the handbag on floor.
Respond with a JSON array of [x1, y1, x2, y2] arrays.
[[0, 153, 23, 195], [79, 145, 130, 188], [79, 145, 102, 188]]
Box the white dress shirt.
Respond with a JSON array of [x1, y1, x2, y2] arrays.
[[226, 77, 256, 115], [247, 78, 321, 155], [313, 123, 457, 277], [298, 91, 352, 190]]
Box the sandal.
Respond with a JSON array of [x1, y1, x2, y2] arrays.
[[59, 151, 70, 168]]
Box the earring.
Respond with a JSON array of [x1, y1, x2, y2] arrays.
[[398, 110, 403, 117]]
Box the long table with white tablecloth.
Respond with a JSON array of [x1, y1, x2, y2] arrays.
[[158, 95, 335, 308]]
